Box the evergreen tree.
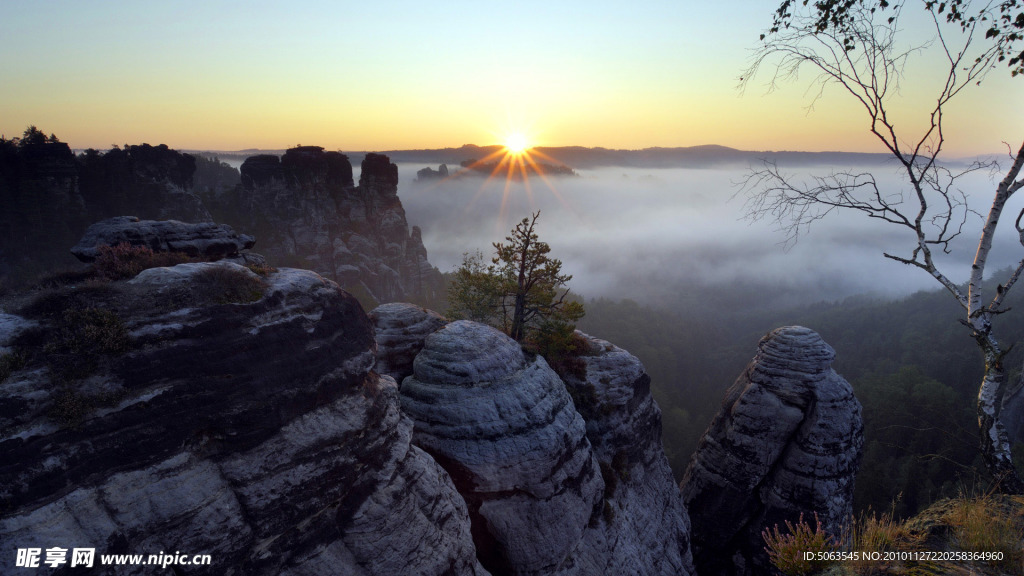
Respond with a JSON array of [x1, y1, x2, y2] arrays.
[[448, 211, 584, 343]]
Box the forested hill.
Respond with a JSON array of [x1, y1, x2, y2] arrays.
[[578, 277, 1024, 519]]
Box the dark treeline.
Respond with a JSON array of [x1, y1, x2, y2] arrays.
[[579, 279, 1024, 519], [0, 127, 239, 284]]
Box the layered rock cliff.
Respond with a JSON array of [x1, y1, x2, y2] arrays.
[[681, 326, 864, 576], [0, 264, 484, 575], [236, 148, 443, 304]]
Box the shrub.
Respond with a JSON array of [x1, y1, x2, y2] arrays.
[[763, 513, 839, 576], [192, 265, 267, 304], [0, 351, 26, 383], [44, 307, 130, 381], [94, 242, 191, 280], [48, 388, 93, 428], [46, 385, 126, 429], [19, 283, 117, 320], [33, 267, 97, 288], [528, 320, 590, 380]]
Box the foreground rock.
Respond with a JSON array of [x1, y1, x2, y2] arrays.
[[400, 321, 604, 575], [70, 216, 256, 262], [0, 265, 485, 575], [558, 332, 695, 575], [681, 326, 863, 576], [398, 321, 695, 576]]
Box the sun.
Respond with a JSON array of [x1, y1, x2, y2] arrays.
[[504, 132, 530, 154]]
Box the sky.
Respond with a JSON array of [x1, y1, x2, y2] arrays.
[[1, 0, 1021, 155]]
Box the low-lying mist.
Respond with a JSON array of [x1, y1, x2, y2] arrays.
[[368, 161, 1019, 311]]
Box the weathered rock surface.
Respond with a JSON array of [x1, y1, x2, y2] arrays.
[[681, 326, 863, 576], [237, 148, 443, 304], [369, 302, 448, 382], [70, 216, 256, 262], [557, 332, 695, 576], [399, 321, 604, 576], [0, 313, 36, 356], [0, 266, 486, 575]]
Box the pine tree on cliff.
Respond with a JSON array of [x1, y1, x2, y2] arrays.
[[448, 211, 584, 345]]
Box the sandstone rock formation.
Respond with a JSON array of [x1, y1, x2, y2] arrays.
[[397, 321, 695, 576], [681, 326, 863, 576], [0, 265, 485, 575], [399, 321, 604, 575], [370, 302, 449, 382], [70, 216, 256, 262], [237, 147, 443, 304], [558, 332, 695, 576]]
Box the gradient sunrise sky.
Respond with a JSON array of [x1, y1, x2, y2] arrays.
[[1, 0, 1021, 155]]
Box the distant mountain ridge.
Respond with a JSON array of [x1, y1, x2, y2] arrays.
[[183, 144, 906, 170]]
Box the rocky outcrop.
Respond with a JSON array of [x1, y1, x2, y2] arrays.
[[0, 265, 486, 575], [370, 302, 449, 382], [397, 321, 695, 576], [70, 216, 256, 262], [681, 326, 863, 576], [238, 148, 443, 304], [399, 321, 604, 575]]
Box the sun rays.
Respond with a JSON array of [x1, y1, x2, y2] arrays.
[[449, 137, 576, 229]]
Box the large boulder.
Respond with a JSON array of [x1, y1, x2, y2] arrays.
[[0, 266, 486, 576], [681, 326, 863, 576], [70, 216, 255, 262], [399, 321, 604, 576]]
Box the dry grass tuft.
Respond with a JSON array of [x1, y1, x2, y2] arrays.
[[94, 242, 192, 280], [945, 495, 1024, 575], [763, 512, 840, 576]]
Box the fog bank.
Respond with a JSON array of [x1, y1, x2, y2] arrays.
[[360, 163, 1020, 310]]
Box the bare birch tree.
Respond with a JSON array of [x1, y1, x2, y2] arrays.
[[742, 0, 1024, 493]]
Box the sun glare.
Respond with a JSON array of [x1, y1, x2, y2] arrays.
[[452, 123, 576, 229], [505, 133, 530, 154]]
